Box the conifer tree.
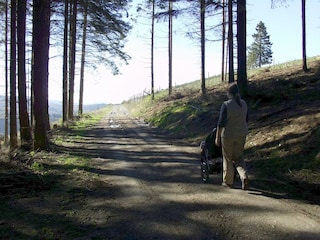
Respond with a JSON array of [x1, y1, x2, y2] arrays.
[[33, 0, 50, 150], [247, 21, 273, 69]]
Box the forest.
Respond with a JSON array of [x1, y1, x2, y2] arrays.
[[0, 0, 132, 150], [0, 0, 312, 151], [0, 1, 319, 238]]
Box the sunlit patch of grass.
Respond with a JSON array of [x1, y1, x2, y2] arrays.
[[71, 114, 96, 130], [63, 107, 112, 137], [146, 102, 197, 133], [52, 135, 65, 145], [31, 161, 45, 172], [57, 155, 90, 168], [70, 107, 110, 130], [49, 106, 112, 142]]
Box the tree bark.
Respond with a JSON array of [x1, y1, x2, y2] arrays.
[[168, 0, 173, 96], [237, 0, 248, 96], [63, 0, 69, 124], [32, 0, 50, 150], [228, 0, 234, 83], [301, 0, 307, 72], [17, 0, 32, 147], [5, 0, 9, 145], [68, 0, 77, 120], [10, 0, 18, 150], [79, 3, 88, 116], [200, 0, 206, 95], [221, 0, 226, 83], [151, 0, 155, 100]]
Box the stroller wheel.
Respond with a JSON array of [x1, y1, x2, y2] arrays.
[[201, 162, 209, 183]]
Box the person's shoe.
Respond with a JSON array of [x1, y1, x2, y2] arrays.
[[242, 178, 249, 190], [222, 182, 232, 188]]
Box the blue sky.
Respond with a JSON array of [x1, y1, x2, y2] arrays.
[[0, 2, 317, 126], [247, 0, 320, 64], [0, 1, 318, 104], [48, 0, 320, 104]]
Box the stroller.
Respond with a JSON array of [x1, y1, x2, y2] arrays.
[[199, 128, 223, 182]]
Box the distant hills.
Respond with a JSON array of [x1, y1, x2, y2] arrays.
[[0, 95, 108, 134]]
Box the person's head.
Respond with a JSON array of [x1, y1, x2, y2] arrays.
[[227, 83, 239, 98], [227, 83, 242, 106]]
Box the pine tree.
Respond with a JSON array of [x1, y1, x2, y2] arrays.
[[247, 21, 273, 69], [33, 0, 51, 150]]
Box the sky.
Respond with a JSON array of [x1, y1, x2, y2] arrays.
[[17, 0, 320, 104], [80, 0, 318, 105]]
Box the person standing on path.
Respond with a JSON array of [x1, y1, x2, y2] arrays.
[[215, 83, 249, 190]]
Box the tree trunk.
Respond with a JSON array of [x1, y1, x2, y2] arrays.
[[221, 0, 226, 83], [225, 40, 229, 82], [5, 0, 9, 145], [68, 0, 77, 120], [79, 3, 88, 116], [17, 0, 32, 148], [151, 0, 155, 100], [168, 0, 173, 96], [237, 0, 248, 96], [30, 41, 34, 129], [32, 0, 50, 150], [10, 0, 18, 150], [301, 0, 307, 72], [63, 0, 69, 124], [200, 0, 206, 95], [228, 0, 234, 83]]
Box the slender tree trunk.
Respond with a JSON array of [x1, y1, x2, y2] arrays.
[[63, 0, 69, 124], [200, 0, 206, 95], [301, 0, 307, 72], [33, 0, 50, 150], [168, 0, 173, 96], [259, 40, 262, 68], [225, 39, 229, 82], [5, 0, 9, 145], [17, 0, 32, 148], [10, 0, 18, 150], [79, 4, 87, 116], [151, 0, 155, 100], [221, 0, 226, 82], [228, 0, 234, 83], [30, 41, 34, 128], [68, 0, 77, 120], [237, 0, 247, 96]]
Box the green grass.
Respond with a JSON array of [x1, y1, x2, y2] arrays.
[[69, 106, 112, 131], [148, 102, 195, 128], [57, 155, 90, 168]]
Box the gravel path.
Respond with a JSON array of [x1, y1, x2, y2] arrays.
[[74, 105, 320, 240]]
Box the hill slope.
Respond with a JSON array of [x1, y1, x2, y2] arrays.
[[126, 59, 320, 203]]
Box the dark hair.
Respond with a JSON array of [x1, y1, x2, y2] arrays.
[[228, 83, 242, 107]]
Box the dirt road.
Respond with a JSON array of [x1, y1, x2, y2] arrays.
[[63, 104, 318, 240]]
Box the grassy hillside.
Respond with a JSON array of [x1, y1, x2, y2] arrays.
[[125, 57, 320, 203]]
